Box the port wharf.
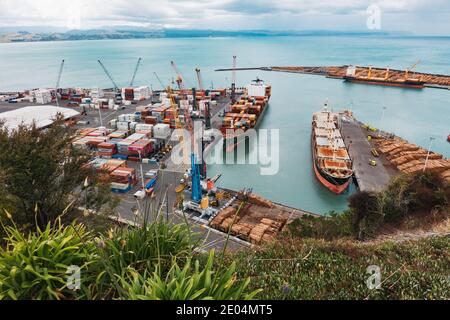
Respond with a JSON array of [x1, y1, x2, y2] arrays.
[[216, 65, 450, 90], [338, 115, 394, 193]]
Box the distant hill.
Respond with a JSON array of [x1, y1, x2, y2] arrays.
[[0, 28, 394, 43]]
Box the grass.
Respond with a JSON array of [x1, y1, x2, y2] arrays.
[[231, 235, 450, 300], [0, 198, 261, 300]]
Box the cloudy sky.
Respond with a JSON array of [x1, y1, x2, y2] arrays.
[[0, 0, 449, 35]]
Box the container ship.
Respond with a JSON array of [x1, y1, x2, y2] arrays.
[[343, 65, 425, 89], [220, 78, 271, 152], [311, 105, 353, 194]]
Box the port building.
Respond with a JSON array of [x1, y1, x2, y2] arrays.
[[0, 105, 79, 131]]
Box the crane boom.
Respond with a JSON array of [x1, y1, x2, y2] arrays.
[[129, 57, 142, 87], [170, 60, 185, 90], [98, 59, 119, 91], [232, 55, 237, 86], [231, 55, 237, 102], [195, 68, 203, 91], [405, 59, 421, 79], [153, 72, 165, 90], [55, 59, 65, 107]]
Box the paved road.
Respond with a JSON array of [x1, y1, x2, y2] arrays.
[[115, 167, 248, 251], [340, 117, 393, 192]]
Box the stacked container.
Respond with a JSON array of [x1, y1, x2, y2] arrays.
[[110, 167, 137, 193], [121, 88, 134, 101], [153, 123, 171, 140], [133, 86, 151, 100], [33, 89, 53, 104], [128, 139, 153, 161]]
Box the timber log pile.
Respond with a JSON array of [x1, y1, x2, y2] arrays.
[[209, 193, 289, 245], [375, 138, 450, 184]]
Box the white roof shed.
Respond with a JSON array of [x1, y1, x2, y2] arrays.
[[0, 106, 79, 131]]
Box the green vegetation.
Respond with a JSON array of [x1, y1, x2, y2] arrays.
[[233, 236, 450, 300], [119, 251, 260, 300], [289, 171, 449, 240], [0, 119, 111, 229], [0, 218, 97, 300], [0, 209, 259, 300]]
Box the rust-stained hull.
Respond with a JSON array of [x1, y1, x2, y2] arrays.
[[344, 76, 425, 89], [311, 132, 351, 194]]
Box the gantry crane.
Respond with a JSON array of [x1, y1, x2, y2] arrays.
[[98, 59, 122, 103], [167, 85, 192, 166], [231, 55, 237, 102], [129, 57, 142, 87], [195, 68, 203, 91], [170, 60, 187, 92], [153, 72, 166, 90], [54, 59, 65, 107], [98, 59, 120, 92]]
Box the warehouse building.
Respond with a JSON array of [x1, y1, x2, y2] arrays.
[[0, 105, 80, 131]]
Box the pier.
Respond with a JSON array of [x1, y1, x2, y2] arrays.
[[216, 65, 450, 89], [339, 117, 393, 193]]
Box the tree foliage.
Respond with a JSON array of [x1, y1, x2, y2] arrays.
[[0, 118, 107, 228]]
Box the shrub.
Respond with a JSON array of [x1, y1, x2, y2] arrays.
[[348, 191, 383, 239], [0, 119, 112, 229], [118, 251, 261, 300], [99, 219, 195, 275], [380, 171, 449, 223], [90, 216, 198, 299], [287, 210, 354, 240], [0, 219, 97, 300]]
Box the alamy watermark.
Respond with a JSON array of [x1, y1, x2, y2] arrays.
[[366, 265, 382, 290], [169, 120, 280, 176], [66, 265, 81, 291], [367, 4, 382, 30]]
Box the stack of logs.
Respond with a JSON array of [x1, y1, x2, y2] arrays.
[[209, 194, 287, 245], [375, 137, 450, 184]]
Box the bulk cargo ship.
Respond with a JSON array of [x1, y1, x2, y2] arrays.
[[220, 78, 271, 152], [343, 65, 425, 89], [311, 105, 353, 194]]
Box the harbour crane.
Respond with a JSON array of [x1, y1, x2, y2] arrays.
[[190, 153, 202, 203], [54, 59, 65, 107], [170, 60, 186, 91], [98, 59, 122, 103], [129, 57, 142, 87], [195, 68, 203, 91], [97, 59, 120, 92], [153, 72, 166, 90], [231, 55, 237, 102], [405, 60, 421, 80]]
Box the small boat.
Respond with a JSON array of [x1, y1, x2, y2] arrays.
[[447, 135, 450, 142]]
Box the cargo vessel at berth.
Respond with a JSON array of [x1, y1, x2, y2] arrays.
[[311, 105, 353, 194], [220, 78, 271, 152], [343, 65, 426, 89]]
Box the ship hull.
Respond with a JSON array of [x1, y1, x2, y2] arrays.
[[344, 76, 425, 89], [311, 131, 351, 194]]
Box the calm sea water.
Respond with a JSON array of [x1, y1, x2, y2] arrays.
[[1, 36, 449, 214]]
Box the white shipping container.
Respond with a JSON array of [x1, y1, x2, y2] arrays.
[[116, 121, 130, 131], [135, 124, 153, 132], [153, 123, 171, 139], [246, 82, 266, 98]]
